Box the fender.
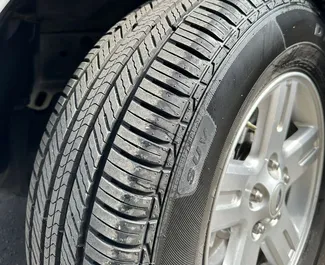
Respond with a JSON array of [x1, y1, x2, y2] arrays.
[[0, 0, 10, 13]]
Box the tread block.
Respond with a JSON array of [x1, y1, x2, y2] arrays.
[[172, 24, 222, 59], [90, 214, 143, 246], [96, 187, 150, 218], [159, 42, 207, 78], [200, 1, 243, 25], [114, 134, 165, 166], [92, 202, 147, 234], [137, 77, 188, 118], [148, 61, 197, 96], [87, 231, 141, 261], [129, 100, 178, 135], [104, 161, 157, 193], [99, 176, 153, 208], [124, 110, 173, 143], [118, 125, 170, 165], [108, 149, 161, 185]]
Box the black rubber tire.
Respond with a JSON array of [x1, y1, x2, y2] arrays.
[[26, 0, 325, 265]]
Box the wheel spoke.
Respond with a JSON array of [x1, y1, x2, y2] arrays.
[[208, 239, 227, 265], [251, 80, 298, 157], [283, 126, 319, 185], [209, 192, 242, 232], [262, 207, 300, 265], [223, 226, 260, 265], [221, 160, 252, 192], [209, 160, 250, 232]]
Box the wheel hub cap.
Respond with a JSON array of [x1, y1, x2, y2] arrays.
[[205, 72, 324, 265], [269, 182, 284, 217]]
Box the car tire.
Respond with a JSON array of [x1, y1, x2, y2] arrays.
[[26, 0, 325, 265]]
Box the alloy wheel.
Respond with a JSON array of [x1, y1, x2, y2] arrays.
[[206, 72, 324, 265]]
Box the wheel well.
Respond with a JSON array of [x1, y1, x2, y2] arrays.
[[0, 0, 146, 193]]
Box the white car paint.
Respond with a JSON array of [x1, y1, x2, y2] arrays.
[[0, 0, 10, 13]]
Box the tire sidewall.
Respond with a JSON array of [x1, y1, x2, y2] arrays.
[[155, 4, 325, 265]]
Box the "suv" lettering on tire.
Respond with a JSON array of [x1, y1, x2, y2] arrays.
[[315, 23, 325, 40], [178, 114, 216, 197]]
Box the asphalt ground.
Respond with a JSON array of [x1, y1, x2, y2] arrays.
[[0, 190, 26, 265]]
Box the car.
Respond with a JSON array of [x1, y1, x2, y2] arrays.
[[0, 0, 324, 264]]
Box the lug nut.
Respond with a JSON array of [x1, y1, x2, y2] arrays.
[[268, 159, 280, 171], [284, 173, 290, 184], [250, 188, 264, 203], [252, 222, 265, 235]]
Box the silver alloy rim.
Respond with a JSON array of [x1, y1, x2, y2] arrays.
[[205, 72, 324, 265]]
